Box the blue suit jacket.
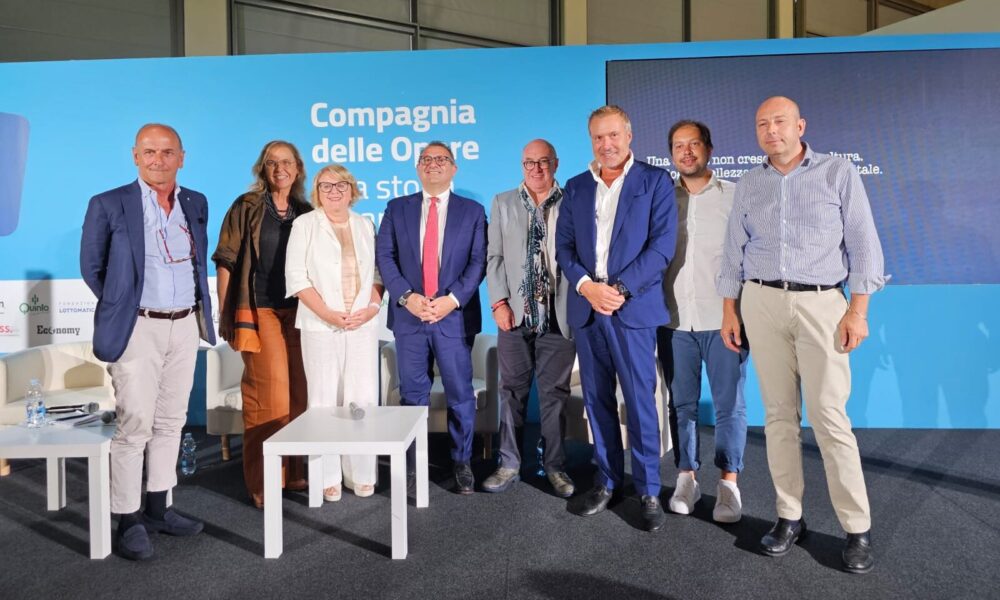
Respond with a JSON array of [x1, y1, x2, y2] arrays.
[[80, 180, 216, 362], [555, 160, 677, 329], [375, 192, 486, 338]]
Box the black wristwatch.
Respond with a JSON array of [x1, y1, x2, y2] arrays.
[[613, 281, 632, 299], [398, 290, 414, 307]]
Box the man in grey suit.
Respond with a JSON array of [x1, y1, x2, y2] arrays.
[[483, 139, 577, 497]]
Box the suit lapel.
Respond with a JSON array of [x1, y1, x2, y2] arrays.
[[581, 177, 598, 268], [609, 168, 645, 251], [123, 181, 144, 278], [441, 195, 463, 278], [403, 193, 423, 268]]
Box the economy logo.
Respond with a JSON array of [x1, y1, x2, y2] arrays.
[[0, 112, 30, 237], [19, 293, 49, 315]]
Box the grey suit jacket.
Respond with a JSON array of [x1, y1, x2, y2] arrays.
[[486, 186, 571, 340]]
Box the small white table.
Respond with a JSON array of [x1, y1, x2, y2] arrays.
[[0, 423, 114, 559], [263, 405, 429, 560]]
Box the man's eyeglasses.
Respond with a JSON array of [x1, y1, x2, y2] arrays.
[[418, 155, 454, 167], [522, 158, 554, 171], [264, 159, 296, 170], [318, 181, 352, 194], [157, 225, 195, 264]]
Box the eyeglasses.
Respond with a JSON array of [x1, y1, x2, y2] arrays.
[[318, 181, 352, 194], [522, 158, 554, 171], [264, 159, 296, 170], [157, 225, 195, 264], [418, 155, 454, 166]]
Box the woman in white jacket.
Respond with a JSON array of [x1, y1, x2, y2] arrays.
[[285, 164, 384, 501]]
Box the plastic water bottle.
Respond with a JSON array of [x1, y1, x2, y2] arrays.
[[25, 379, 45, 428], [180, 432, 197, 475]]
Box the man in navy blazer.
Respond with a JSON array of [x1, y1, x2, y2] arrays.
[[556, 106, 676, 531], [80, 124, 215, 560], [376, 141, 487, 494]]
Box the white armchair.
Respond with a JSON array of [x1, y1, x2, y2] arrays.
[[380, 334, 500, 459], [203, 344, 244, 460], [0, 341, 115, 475], [564, 353, 672, 457]]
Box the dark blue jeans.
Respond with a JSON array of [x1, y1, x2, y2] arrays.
[[658, 328, 748, 473]]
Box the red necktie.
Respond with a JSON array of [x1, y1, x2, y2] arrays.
[[422, 196, 439, 298]]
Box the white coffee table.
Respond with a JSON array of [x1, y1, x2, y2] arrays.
[[262, 405, 429, 560], [0, 423, 114, 559]]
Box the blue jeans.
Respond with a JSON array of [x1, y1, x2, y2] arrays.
[[658, 328, 748, 473]]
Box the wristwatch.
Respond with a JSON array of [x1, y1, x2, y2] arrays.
[[613, 281, 632, 300], [398, 290, 414, 306]]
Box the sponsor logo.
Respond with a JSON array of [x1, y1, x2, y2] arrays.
[[0, 323, 17, 336], [19, 293, 49, 315], [35, 325, 81, 336], [57, 300, 96, 314], [0, 299, 5, 315]]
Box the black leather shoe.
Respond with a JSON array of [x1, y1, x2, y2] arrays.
[[117, 522, 154, 561], [842, 531, 874, 574], [453, 463, 474, 495], [639, 495, 666, 532], [569, 485, 621, 516], [143, 509, 204, 537], [759, 518, 807, 556]]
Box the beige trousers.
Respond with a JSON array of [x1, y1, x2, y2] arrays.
[[108, 313, 200, 514], [741, 283, 871, 533], [301, 322, 379, 488]]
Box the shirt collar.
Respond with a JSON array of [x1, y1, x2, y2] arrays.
[[518, 181, 562, 206], [675, 171, 722, 196], [763, 142, 814, 171], [588, 152, 635, 183], [137, 177, 181, 204], [422, 189, 450, 205]]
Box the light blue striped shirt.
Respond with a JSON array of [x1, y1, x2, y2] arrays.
[[138, 178, 196, 310], [717, 144, 887, 298]]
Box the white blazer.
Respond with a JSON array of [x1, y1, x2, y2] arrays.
[[285, 209, 382, 331]]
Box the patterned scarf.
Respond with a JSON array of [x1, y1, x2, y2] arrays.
[[517, 185, 562, 333]]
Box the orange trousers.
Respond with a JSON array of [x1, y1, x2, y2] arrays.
[[240, 307, 307, 497]]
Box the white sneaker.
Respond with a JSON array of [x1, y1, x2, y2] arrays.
[[713, 480, 742, 523], [668, 472, 701, 514]]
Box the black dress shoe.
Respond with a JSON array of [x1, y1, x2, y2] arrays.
[[842, 531, 874, 574], [569, 485, 621, 516], [143, 509, 204, 536], [639, 495, 666, 532], [117, 522, 154, 561], [759, 518, 807, 556], [453, 463, 474, 495]]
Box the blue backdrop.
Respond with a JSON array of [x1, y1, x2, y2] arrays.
[[0, 33, 996, 428]]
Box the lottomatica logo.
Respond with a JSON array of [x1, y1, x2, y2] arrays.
[[20, 293, 49, 315]]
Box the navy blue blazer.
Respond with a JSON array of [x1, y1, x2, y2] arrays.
[[80, 180, 216, 362], [555, 160, 677, 330], [375, 192, 486, 338]]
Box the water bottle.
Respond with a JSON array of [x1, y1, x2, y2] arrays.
[[535, 437, 546, 477], [25, 379, 45, 428], [180, 432, 197, 475]]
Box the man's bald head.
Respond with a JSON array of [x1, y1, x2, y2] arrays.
[[755, 96, 806, 169], [135, 123, 183, 150]]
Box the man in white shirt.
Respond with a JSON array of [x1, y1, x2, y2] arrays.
[[659, 120, 749, 523]]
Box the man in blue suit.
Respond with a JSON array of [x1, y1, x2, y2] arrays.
[[556, 105, 676, 531], [80, 123, 216, 560], [376, 141, 487, 494]]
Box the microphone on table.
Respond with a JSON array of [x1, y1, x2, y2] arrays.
[[53, 403, 102, 422], [48, 402, 100, 415], [72, 410, 117, 427], [348, 402, 365, 420]]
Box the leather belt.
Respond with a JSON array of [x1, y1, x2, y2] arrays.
[[751, 279, 841, 292], [138, 307, 196, 320]]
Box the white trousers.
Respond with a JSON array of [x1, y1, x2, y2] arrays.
[[301, 321, 379, 488], [108, 313, 199, 514]]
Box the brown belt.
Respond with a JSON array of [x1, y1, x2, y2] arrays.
[[138, 306, 196, 320]]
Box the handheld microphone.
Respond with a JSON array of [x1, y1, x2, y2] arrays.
[[53, 403, 102, 421], [48, 402, 100, 415], [72, 410, 117, 427], [348, 402, 365, 420]]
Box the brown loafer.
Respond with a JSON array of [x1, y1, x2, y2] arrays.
[[251, 493, 264, 509]]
